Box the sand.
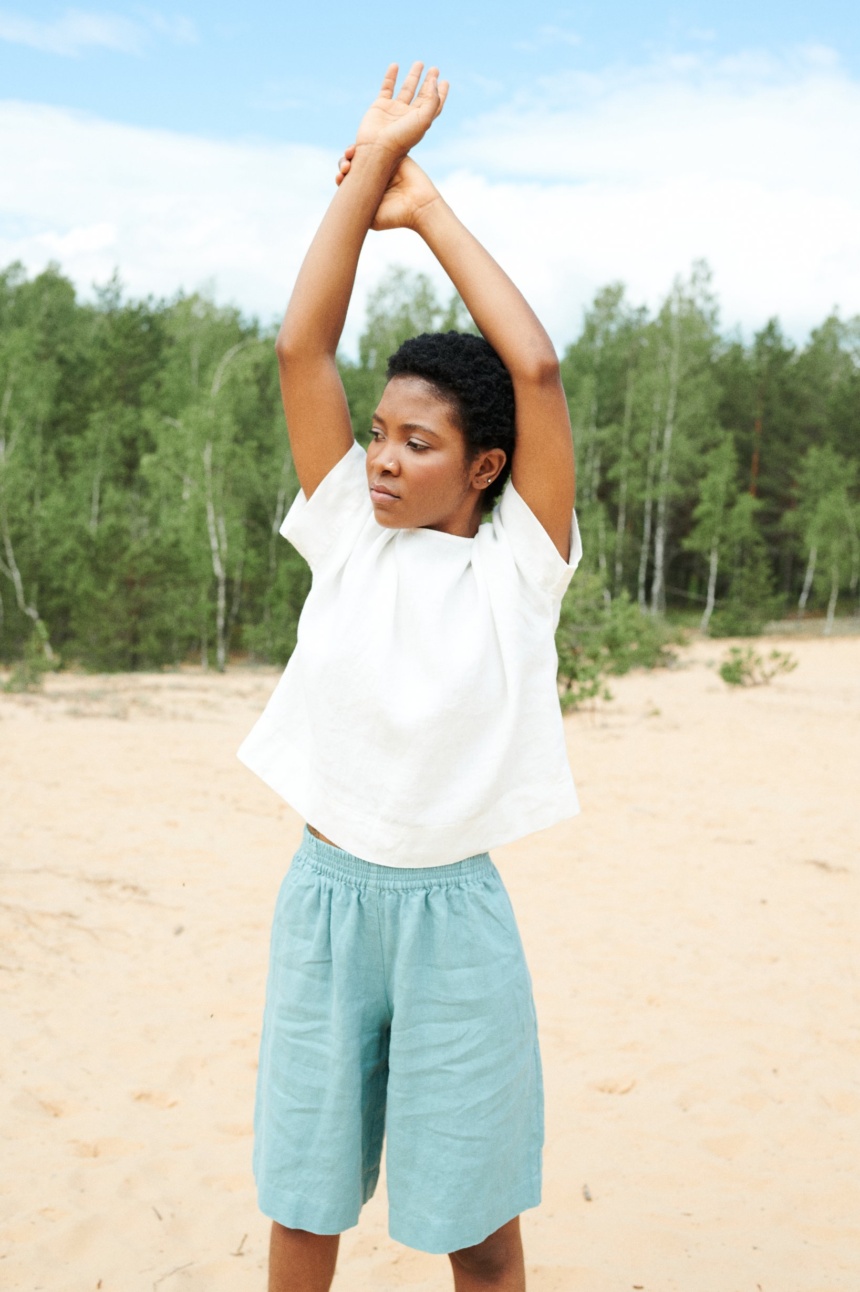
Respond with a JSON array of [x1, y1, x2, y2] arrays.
[[1, 636, 858, 1292]]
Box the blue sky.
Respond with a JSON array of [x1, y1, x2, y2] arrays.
[[2, 3, 859, 349], [3, 1, 858, 149]]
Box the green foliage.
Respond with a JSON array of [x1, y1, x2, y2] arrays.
[[3, 621, 59, 692], [707, 493, 780, 635], [708, 559, 779, 636], [1, 259, 859, 679], [718, 646, 798, 688], [556, 574, 680, 710]]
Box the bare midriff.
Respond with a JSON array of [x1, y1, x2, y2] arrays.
[[307, 824, 343, 850]]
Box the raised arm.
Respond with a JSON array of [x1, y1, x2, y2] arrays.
[[277, 63, 447, 498], [336, 151, 575, 556]]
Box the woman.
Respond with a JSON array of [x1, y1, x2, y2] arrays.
[[238, 62, 581, 1292]]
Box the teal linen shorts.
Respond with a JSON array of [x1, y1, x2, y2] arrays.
[[253, 827, 544, 1255]]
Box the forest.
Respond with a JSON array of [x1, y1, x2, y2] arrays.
[[1, 259, 858, 680]]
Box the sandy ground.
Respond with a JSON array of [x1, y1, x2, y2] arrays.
[[1, 636, 858, 1292]]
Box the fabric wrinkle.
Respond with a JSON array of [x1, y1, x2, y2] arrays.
[[253, 830, 544, 1253], [237, 440, 582, 867]]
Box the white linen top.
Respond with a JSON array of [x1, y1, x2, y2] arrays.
[[237, 441, 582, 867]]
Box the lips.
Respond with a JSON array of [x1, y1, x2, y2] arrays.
[[370, 483, 400, 501]]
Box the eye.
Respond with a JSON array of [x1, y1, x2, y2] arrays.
[[407, 440, 430, 452], [369, 427, 383, 441]]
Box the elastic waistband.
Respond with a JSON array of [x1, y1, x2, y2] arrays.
[[296, 826, 494, 890]]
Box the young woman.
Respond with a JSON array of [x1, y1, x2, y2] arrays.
[[238, 62, 581, 1292]]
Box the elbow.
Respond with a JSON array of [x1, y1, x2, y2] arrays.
[[512, 348, 561, 387], [274, 326, 300, 365], [275, 325, 334, 367]]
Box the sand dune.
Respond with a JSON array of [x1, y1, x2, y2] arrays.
[[1, 636, 858, 1291]]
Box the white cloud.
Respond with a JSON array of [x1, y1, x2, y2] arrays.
[[0, 7, 196, 57], [141, 10, 197, 45], [0, 100, 336, 327], [422, 46, 860, 340], [514, 23, 582, 53], [1, 45, 859, 354]]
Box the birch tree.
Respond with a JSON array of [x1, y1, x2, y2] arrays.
[[794, 448, 858, 632], [683, 438, 739, 631], [794, 447, 851, 615], [647, 263, 721, 614]]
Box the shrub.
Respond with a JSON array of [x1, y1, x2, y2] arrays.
[[556, 575, 680, 710], [718, 645, 797, 687], [3, 621, 60, 693]]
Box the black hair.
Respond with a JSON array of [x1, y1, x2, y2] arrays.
[[385, 331, 515, 508]]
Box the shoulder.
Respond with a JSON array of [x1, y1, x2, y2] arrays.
[[483, 480, 582, 603], [280, 441, 371, 573]]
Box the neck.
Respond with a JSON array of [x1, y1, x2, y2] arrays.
[[424, 491, 484, 538]]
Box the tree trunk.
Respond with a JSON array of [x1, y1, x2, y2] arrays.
[[637, 390, 663, 610], [700, 539, 719, 632], [0, 432, 54, 660], [798, 546, 817, 611], [203, 440, 228, 673], [614, 367, 634, 593], [651, 297, 681, 615], [824, 561, 839, 635]]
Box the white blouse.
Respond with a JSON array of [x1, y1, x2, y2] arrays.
[[238, 441, 582, 867]]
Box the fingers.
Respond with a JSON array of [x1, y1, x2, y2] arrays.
[[415, 67, 446, 123], [378, 62, 398, 100], [414, 66, 439, 108], [334, 144, 356, 186], [395, 60, 424, 103]]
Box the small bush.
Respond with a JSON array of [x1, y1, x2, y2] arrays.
[[556, 575, 680, 711], [718, 645, 797, 687], [3, 622, 60, 693]]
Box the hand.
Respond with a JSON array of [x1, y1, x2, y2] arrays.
[[353, 61, 448, 160], [336, 150, 442, 231]]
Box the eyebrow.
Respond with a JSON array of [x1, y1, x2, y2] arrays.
[[371, 413, 441, 439]]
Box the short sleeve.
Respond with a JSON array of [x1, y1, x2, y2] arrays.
[[279, 441, 371, 574], [495, 481, 583, 602]]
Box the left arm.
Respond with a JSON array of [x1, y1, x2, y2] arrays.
[[416, 194, 575, 558], [337, 152, 576, 557]]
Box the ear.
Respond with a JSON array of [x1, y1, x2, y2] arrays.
[[469, 448, 507, 493]]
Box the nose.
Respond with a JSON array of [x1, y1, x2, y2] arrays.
[[380, 452, 400, 476]]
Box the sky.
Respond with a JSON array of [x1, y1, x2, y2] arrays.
[[2, 1, 860, 353]]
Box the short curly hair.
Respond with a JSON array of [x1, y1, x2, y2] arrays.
[[385, 331, 515, 508]]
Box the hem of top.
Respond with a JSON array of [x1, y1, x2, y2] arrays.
[[296, 826, 494, 887], [290, 791, 580, 869]]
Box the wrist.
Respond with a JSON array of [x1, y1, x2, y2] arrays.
[[411, 191, 451, 238], [352, 140, 404, 168]]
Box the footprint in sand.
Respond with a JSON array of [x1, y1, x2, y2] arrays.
[[70, 1138, 141, 1158], [132, 1089, 179, 1108], [591, 1076, 637, 1095]]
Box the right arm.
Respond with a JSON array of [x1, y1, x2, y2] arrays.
[[276, 62, 447, 497]]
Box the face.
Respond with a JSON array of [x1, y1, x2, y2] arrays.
[[366, 376, 505, 537]]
